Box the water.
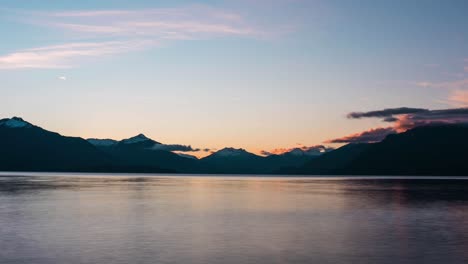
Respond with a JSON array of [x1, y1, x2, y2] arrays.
[[1, 173, 468, 264]]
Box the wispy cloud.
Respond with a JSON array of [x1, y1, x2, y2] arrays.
[[39, 6, 256, 38], [0, 5, 259, 69], [417, 59, 468, 106], [417, 58, 468, 89], [448, 90, 468, 107], [416, 79, 468, 107], [0, 40, 155, 69], [417, 79, 468, 90]]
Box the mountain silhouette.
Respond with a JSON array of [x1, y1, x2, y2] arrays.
[[1, 117, 466, 175], [0, 117, 171, 173], [88, 134, 197, 172], [342, 125, 468, 175], [286, 125, 468, 176], [197, 148, 320, 174], [197, 148, 267, 173]]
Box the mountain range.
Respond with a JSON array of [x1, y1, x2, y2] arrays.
[[0, 117, 467, 175], [281, 125, 468, 176]]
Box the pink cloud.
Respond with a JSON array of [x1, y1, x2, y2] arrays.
[[0, 40, 155, 69], [326, 106, 468, 144], [28, 6, 258, 38], [416, 79, 468, 90], [0, 5, 261, 69], [395, 109, 468, 131], [448, 90, 468, 107], [325, 127, 396, 144]]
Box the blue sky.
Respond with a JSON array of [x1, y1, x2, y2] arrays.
[[1, 0, 467, 156]]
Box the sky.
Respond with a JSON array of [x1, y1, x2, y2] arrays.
[[1, 0, 468, 157]]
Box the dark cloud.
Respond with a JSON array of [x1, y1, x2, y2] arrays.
[[383, 116, 399, 122], [325, 127, 397, 144], [328, 107, 468, 144], [347, 107, 428, 119], [346, 106, 468, 129], [396, 107, 468, 130], [151, 144, 200, 152]]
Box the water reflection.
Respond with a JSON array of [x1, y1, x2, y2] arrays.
[[1, 174, 468, 264]]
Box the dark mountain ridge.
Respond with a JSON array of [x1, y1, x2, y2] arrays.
[[1, 117, 466, 175], [0, 117, 171, 173], [194, 148, 320, 174], [286, 125, 468, 176], [88, 133, 197, 172]]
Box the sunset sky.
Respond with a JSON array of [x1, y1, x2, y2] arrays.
[[1, 0, 468, 157]]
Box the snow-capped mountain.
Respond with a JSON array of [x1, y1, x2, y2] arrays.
[[285, 148, 324, 157], [0, 117, 32, 128], [0, 116, 142, 172], [87, 133, 161, 148], [121, 134, 156, 145], [0, 116, 333, 174], [267, 145, 334, 157], [287, 148, 306, 156], [211, 147, 253, 157]]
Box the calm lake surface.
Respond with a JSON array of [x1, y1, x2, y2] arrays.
[[1, 173, 468, 264]]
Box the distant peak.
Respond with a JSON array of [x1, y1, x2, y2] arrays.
[[214, 147, 250, 157], [0, 116, 32, 128], [288, 148, 305, 156], [11, 116, 25, 121], [219, 147, 247, 152], [121, 133, 154, 144], [283, 147, 330, 157]]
